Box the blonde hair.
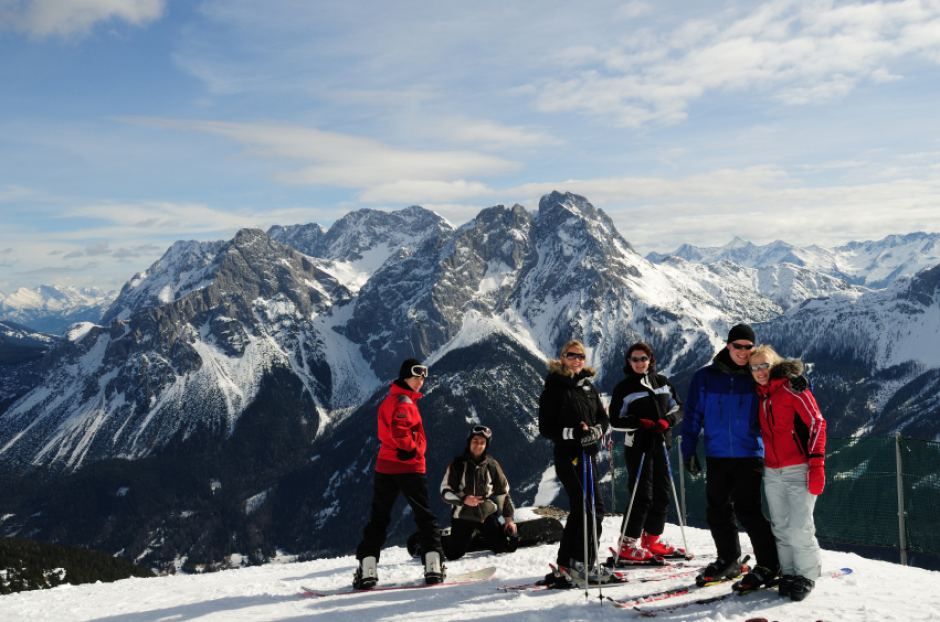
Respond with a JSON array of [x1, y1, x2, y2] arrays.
[[561, 340, 586, 358], [749, 344, 782, 365]]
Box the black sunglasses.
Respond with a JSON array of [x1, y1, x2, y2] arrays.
[[564, 352, 586, 360], [729, 342, 754, 350], [630, 355, 649, 363]]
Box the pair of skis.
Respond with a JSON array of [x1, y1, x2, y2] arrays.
[[617, 567, 853, 617]]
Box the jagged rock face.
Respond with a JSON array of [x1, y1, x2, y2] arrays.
[[0, 229, 351, 471]]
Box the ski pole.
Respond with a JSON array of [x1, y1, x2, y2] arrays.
[[662, 438, 691, 557], [612, 451, 646, 567], [581, 452, 589, 597], [587, 452, 604, 602]]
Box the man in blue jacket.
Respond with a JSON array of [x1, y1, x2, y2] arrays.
[[681, 324, 780, 588]]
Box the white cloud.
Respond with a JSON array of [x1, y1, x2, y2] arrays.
[[530, 0, 940, 127], [0, 0, 165, 38], [118, 117, 524, 200]]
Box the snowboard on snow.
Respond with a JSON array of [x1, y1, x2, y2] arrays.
[[301, 566, 497, 597], [407, 516, 564, 558]]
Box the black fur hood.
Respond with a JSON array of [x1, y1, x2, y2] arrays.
[[770, 359, 804, 380]]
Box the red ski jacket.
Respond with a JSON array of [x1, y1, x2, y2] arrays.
[[375, 382, 427, 475], [755, 360, 826, 469]]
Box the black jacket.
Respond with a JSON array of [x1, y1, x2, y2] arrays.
[[609, 370, 683, 451], [538, 360, 609, 459]]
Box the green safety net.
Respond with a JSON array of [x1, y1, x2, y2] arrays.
[[609, 436, 940, 558]]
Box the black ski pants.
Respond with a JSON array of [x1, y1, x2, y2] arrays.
[[705, 456, 779, 571], [443, 513, 509, 561], [554, 452, 604, 566], [620, 441, 671, 539], [356, 471, 443, 563]]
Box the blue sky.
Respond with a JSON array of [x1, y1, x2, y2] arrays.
[[3, 0, 940, 294]]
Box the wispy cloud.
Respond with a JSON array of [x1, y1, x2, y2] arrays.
[[0, 0, 166, 38], [530, 0, 940, 127], [118, 117, 524, 201], [21, 261, 100, 275]]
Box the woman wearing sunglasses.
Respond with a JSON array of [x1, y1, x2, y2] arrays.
[[353, 358, 445, 590], [538, 339, 611, 587], [608, 342, 686, 563], [748, 345, 827, 602]]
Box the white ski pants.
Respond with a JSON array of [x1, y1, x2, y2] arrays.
[[763, 463, 822, 580]]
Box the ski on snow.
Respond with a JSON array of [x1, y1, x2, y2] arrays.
[[604, 569, 749, 609], [301, 566, 497, 597], [629, 568, 853, 617], [496, 561, 708, 592]]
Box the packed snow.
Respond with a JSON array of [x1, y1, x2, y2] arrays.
[[2, 510, 937, 622]]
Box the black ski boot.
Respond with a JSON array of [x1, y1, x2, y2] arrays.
[[732, 565, 779, 592], [696, 557, 747, 587], [789, 576, 815, 601], [777, 574, 796, 598]]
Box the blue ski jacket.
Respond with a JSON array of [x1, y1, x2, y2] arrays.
[[680, 348, 764, 460]]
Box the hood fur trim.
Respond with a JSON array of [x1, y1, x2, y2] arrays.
[[548, 359, 598, 378], [770, 359, 804, 380]]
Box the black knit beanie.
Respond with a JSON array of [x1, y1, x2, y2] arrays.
[[727, 324, 756, 344], [398, 358, 423, 380]]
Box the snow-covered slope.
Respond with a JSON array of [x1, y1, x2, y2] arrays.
[[0, 229, 367, 471], [648, 232, 940, 289], [0, 285, 116, 334], [758, 263, 940, 440], [1, 517, 934, 622]]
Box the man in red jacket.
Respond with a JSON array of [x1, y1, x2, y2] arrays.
[[353, 358, 445, 589]]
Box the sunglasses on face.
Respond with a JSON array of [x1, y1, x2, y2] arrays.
[[564, 352, 586, 360], [411, 365, 429, 378], [749, 362, 771, 371], [630, 355, 650, 363], [471, 425, 492, 439], [730, 342, 754, 350]]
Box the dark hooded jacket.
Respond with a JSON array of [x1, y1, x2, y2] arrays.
[[440, 441, 514, 523], [538, 359, 609, 460]]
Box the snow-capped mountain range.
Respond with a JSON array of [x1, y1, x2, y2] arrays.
[[647, 232, 940, 289], [0, 285, 116, 335], [0, 191, 938, 570]]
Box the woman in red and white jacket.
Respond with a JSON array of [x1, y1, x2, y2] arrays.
[[748, 345, 827, 603]]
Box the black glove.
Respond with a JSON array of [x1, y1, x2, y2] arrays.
[[789, 374, 810, 393], [684, 453, 701, 476], [396, 448, 417, 461], [580, 424, 603, 447]]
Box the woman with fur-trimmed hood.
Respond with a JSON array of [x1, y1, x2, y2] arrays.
[[748, 345, 827, 603], [538, 340, 610, 586]]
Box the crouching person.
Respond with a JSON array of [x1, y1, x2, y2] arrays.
[[440, 425, 517, 560], [353, 359, 445, 589]]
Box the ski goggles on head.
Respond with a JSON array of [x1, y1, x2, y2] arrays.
[[410, 365, 429, 378], [471, 425, 492, 439]]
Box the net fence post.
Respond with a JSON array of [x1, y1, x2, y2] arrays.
[[895, 432, 908, 566]]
